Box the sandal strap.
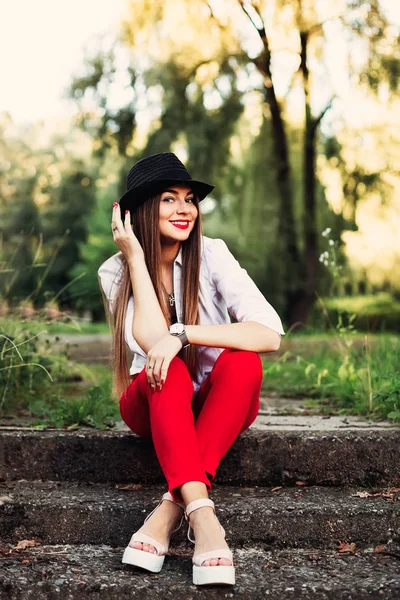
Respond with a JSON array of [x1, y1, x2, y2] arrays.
[[185, 498, 221, 544], [162, 491, 185, 511], [161, 492, 185, 534], [185, 498, 215, 520], [129, 532, 168, 556], [135, 492, 185, 548], [171, 512, 185, 534], [144, 492, 185, 526], [192, 548, 233, 567]]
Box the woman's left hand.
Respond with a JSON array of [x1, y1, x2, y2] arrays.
[[146, 333, 183, 391]]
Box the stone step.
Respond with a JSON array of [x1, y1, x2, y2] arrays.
[[1, 427, 399, 486], [1, 543, 399, 599], [1, 482, 399, 550]]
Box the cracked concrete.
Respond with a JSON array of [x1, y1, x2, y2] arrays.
[[0, 544, 399, 599]]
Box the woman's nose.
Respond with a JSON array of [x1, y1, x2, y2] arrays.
[[176, 200, 190, 213]]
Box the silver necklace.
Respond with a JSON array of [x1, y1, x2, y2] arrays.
[[168, 290, 175, 306]]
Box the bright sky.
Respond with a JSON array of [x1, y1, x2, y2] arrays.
[[0, 0, 127, 123], [0, 0, 399, 125]]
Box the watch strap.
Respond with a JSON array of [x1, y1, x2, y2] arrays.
[[178, 330, 190, 348]]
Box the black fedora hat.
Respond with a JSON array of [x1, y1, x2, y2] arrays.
[[119, 152, 214, 213]]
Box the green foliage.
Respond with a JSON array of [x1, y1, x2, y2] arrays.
[[262, 334, 400, 421], [323, 135, 391, 222], [267, 225, 400, 422], [346, 0, 400, 94], [0, 321, 55, 415], [134, 57, 246, 197], [35, 321, 110, 335], [28, 385, 118, 430], [69, 177, 119, 319], [70, 48, 137, 157], [319, 293, 400, 332], [39, 165, 97, 307], [0, 317, 117, 429], [0, 137, 97, 311], [323, 293, 399, 314]]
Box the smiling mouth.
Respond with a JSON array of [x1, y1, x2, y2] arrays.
[[170, 221, 190, 229]]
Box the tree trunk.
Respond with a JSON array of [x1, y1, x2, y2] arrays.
[[288, 30, 319, 324], [255, 31, 304, 325]]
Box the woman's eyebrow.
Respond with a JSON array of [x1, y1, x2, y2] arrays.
[[162, 188, 195, 196]]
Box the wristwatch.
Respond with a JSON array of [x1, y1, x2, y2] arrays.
[[169, 322, 190, 348]]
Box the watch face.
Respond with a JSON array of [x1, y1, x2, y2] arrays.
[[171, 323, 184, 335]]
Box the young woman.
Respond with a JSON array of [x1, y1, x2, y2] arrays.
[[98, 152, 285, 586]]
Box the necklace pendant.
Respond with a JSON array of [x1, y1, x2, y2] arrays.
[[169, 291, 175, 306]]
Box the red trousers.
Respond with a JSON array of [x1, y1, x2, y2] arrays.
[[119, 349, 262, 503]]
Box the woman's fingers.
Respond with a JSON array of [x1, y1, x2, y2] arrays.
[[146, 356, 166, 391], [111, 203, 143, 258], [146, 362, 155, 388], [153, 356, 164, 387], [146, 359, 158, 389], [112, 203, 130, 227], [124, 208, 131, 229], [145, 336, 181, 392], [160, 363, 169, 387], [111, 203, 122, 234]]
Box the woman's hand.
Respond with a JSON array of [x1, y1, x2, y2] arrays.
[[146, 333, 182, 391], [112, 203, 143, 261]]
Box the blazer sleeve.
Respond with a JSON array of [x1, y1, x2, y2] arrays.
[[207, 238, 285, 335]]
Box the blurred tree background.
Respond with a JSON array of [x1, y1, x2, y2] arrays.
[[1, 0, 400, 330]]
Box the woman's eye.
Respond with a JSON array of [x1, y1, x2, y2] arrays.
[[186, 197, 194, 203], [163, 197, 174, 202]]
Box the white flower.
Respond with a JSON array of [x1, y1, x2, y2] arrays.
[[320, 251, 331, 263], [322, 227, 331, 237], [329, 239, 335, 246], [324, 260, 329, 266]]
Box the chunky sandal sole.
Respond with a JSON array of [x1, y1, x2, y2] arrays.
[[122, 545, 165, 573], [193, 564, 235, 585]]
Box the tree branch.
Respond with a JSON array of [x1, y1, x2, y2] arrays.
[[187, 59, 214, 80], [312, 97, 335, 132], [238, 0, 266, 38]]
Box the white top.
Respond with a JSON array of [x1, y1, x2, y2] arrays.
[[98, 235, 285, 396]]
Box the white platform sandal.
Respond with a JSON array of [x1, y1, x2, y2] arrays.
[[122, 491, 185, 573], [185, 498, 235, 586]]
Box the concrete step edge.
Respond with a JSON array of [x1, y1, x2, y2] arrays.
[[1, 481, 399, 550], [2, 429, 400, 487]]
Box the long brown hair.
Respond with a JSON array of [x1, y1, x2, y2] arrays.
[[100, 192, 202, 399]]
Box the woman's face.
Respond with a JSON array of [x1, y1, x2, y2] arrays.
[[159, 184, 198, 244]]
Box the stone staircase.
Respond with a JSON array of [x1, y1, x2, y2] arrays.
[[1, 417, 399, 598]]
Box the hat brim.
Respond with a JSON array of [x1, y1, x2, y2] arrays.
[[119, 179, 214, 213]]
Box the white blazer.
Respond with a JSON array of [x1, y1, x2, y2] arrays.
[[98, 236, 285, 395]]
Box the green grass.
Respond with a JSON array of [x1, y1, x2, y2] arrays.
[[27, 377, 119, 429], [2, 314, 399, 427], [324, 292, 400, 315], [262, 333, 400, 421], [19, 319, 110, 336], [0, 318, 117, 429], [312, 293, 400, 332]]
